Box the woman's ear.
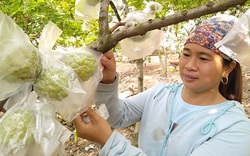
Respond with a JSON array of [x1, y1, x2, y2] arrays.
[[223, 61, 236, 76]]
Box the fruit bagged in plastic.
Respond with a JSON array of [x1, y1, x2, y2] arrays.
[[34, 21, 102, 122], [0, 11, 42, 100], [0, 91, 71, 156], [60, 47, 103, 119]]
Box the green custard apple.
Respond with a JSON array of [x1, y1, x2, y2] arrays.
[[0, 46, 41, 83], [63, 53, 98, 82], [0, 110, 36, 152], [34, 67, 69, 101]]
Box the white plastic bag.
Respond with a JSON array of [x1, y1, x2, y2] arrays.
[[120, 29, 166, 60], [0, 92, 71, 156], [3, 84, 33, 110], [215, 9, 250, 67], [0, 11, 41, 100], [33, 22, 87, 121], [119, 2, 165, 60], [75, 0, 100, 20], [59, 47, 103, 117]]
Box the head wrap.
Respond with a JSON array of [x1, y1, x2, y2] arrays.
[[185, 15, 238, 61]]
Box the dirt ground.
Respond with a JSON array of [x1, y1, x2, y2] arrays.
[[64, 55, 250, 156]]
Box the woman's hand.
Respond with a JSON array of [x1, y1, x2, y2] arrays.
[[100, 51, 116, 84], [73, 108, 113, 146]]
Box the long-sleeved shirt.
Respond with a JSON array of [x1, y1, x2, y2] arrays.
[[95, 77, 250, 156]]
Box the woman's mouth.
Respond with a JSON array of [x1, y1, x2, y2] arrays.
[[183, 74, 198, 82]]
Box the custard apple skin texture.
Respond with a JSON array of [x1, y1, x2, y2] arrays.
[[0, 46, 41, 83], [34, 67, 69, 101], [63, 53, 98, 82], [0, 110, 35, 153]]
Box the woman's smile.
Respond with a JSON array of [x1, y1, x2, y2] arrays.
[[183, 73, 198, 82]]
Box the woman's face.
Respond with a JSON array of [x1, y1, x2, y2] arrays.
[[179, 43, 226, 94]]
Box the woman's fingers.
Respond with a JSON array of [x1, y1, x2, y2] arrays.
[[100, 51, 116, 84], [72, 107, 112, 146], [101, 51, 116, 69], [104, 51, 114, 60], [85, 107, 101, 122], [72, 116, 85, 130]]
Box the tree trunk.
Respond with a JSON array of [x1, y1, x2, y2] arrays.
[[136, 59, 144, 92], [157, 49, 168, 77], [131, 58, 144, 147]]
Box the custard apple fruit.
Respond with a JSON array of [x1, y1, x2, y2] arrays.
[[0, 110, 35, 153], [63, 53, 98, 82], [0, 46, 41, 83], [34, 67, 69, 101]]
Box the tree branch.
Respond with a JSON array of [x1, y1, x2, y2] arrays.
[[98, 0, 110, 39], [110, 21, 126, 33], [90, 0, 247, 53], [110, 1, 122, 21]]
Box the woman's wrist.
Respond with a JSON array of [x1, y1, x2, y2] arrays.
[[101, 77, 116, 84], [99, 130, 113, 146], [100, 74, 117, 84]]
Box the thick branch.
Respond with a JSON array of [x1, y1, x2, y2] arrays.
[[98, 0, 110, 39], [90, 0, 247, 53]]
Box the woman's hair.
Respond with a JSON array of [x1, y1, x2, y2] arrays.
[[219, 60, 242, 103]]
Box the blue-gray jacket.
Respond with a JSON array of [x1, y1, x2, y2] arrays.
[[95, 78, 250, 156]]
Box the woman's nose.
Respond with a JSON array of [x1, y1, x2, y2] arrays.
[[184, 58, 198, 71]]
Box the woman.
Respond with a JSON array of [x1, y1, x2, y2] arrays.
[[73, 15, 250, 156]]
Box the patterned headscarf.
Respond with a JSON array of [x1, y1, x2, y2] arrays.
[[185, 15, 238, 61]]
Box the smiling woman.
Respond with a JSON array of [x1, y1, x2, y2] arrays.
[[73, 13, 250, 156], [179, 43, 237, 105], [182, 14, 241, 104]]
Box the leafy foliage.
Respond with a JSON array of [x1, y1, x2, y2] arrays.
[[1, 0, 250, 48], [0, 0, 98, 47]]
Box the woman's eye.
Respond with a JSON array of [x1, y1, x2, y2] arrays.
[[182, 53, 189, 57], [200, 57, 209, 61]]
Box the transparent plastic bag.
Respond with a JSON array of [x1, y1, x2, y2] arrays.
[[33, 51, 88, 122], [3, 84, 33, 110], [75, 0, 100, 20], [0, 92, 71, 156], [143, 1, 163, 19], [0, 11, 42, 100], [119, 5, 165, 60], [59, 47, 103, 117], [33, 22, 85, 121], [215, 9, 250, 67], [35, 21, 103, 121], [120, 29, 166, 60]]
